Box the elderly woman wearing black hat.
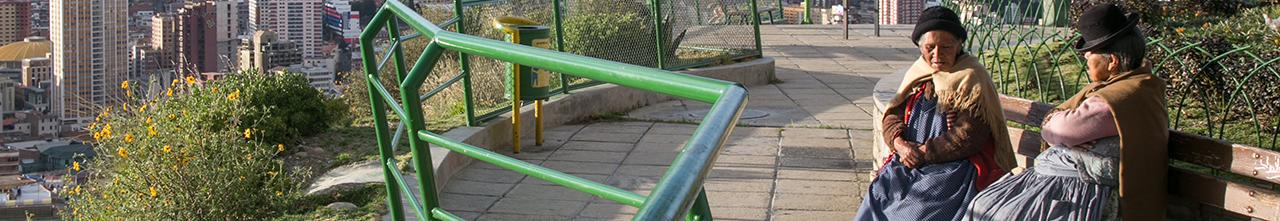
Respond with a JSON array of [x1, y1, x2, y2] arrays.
[[962, 4, 1168, 221], [854, 6, 1016, 221]]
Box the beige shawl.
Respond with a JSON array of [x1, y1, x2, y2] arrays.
[[884, 54, 1017, 171]]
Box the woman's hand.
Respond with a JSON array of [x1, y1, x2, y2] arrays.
[[893, 137, 925, 168]]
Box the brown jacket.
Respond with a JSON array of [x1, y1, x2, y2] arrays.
[[882, 83, 994, 164], [1055, 66, 1169, 220]]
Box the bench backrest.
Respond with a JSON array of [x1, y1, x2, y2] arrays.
[[999, 94, 1280, 219]]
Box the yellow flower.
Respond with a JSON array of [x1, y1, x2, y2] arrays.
[[148, 125, 157, 137], [244, 128, 252, 139], [168, 113, 176, 120], [138, 103, 147, 113], [146, 117, 153, 125], [1175, 28, 1185, 34], [120, 81, 129, 90], [163, 145, 172, 154], [149, 186, 157, 198], [166, 88, 174, 97], [117, 147, 128, 158], [227, 89, 240, 101], [277, 144, 285, 153], [124, 133, 135, 143], [212, 87, 219, 93], [185, 76, 196, 86], [267, 171, 278, 177], [1203, 22, 1212, 29], [276, 191, 283, 197], [72, 162, 80, 171], [73, 185, 80, 195]]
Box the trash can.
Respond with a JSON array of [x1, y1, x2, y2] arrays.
[[499, 22, 554, 101]]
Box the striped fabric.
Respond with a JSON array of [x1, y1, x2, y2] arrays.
[[855, 90, 980, 221]]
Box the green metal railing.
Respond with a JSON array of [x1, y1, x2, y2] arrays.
[[403, 0, 764, 130], [935, 0, 1280, 149], [360, 0, 749, 220]]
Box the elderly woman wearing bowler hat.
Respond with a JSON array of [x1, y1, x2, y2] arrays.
[[962, 4, 1169, 221], [854, 6, 1016, 221]]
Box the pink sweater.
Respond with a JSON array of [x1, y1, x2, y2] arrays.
[[1041, 97, 1120, 147]]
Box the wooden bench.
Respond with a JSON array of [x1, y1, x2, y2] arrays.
[[999, 95, 1280, 220]]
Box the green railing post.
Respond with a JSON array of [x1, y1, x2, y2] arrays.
[[388, 21, 410, 83], [650, 0, 666, 69], [454, 0, 477, 126], [358, 6, 404, 220], [398, 41, 448, 221], [750, 0, 762, 56], [552, 0, 570, 94], [777, 0, 784, 23], [801, 0, 812, 24], [687, 189, 713, 221], [694, 0, 704, 25]]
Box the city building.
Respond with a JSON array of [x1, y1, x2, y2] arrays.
[[0, 0, 31, 45], [0, 78, 15, 116], [0, 37, 49, 82], [176, 0, 239, 75], [150, 13, 177, 70], [322, 0, 358, 44], [238, 30, 301, 72], [0, 150, 19, 176], [50, 0, 129, 126], [249, 0, 323, 58], [28, 0, 46, 38], [878, 0, 923, 24], [21, 56, 50, 88], [274, 59, 335, 93]]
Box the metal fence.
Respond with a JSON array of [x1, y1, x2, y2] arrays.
[[937, 0, 1280, 149], [359, 1, 749, 220], [402, 0, 763, 126]]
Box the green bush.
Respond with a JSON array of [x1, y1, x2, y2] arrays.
[[63, 73, 323, 220]]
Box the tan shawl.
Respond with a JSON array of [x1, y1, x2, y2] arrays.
[[1055, 66, 1169, 220], [885, 55, 1017, 171]]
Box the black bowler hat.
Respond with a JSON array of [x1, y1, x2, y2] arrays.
[[1074, 4, 1140, 52], [911, 6, 967, 46]]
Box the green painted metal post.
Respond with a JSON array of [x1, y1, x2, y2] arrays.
[[750, 0, 762, 56], [358, 7, 403, 220], [650, 0, 666, 69], [801, 0, 812, 24], [694, 0, 703, 25], [777, 0, 784, 23], [454, 0, 477, 126], [388, 21, 409, 83], [552, 0, 570, 94], [687, 189, 713, 221], [398, 42, 448, 221]]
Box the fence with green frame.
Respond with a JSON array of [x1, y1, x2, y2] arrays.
[[359, 0, 752, 220], [938, 0, 1280, 149], [398, 0, 763, 128]]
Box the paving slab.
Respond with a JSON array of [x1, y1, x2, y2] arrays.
[[432, 24, 914, 220]]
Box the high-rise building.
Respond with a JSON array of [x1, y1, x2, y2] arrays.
[[238, 30, 301, 72], [322, 0, 358, 44], [0, 0, 32, 45], [150, 13, 177, 70], [250, 0, 322, 58], [28, 0, 46, 38], [50, 0, 129, 125], [176, 0, 238, 74], [878, 0, 923, 25]]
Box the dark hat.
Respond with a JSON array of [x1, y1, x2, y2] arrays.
[[1074, 4, 1140, 52], [911, 6, 967, 46]]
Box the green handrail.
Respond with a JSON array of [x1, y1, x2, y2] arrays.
[[359, 0, 748, 220]]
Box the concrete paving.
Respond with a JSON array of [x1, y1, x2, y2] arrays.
[[436, 24, 918, 221]]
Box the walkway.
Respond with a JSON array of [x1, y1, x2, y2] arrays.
[[435, 24, 917, 220]]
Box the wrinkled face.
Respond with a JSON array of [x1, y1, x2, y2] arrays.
[[1084, 51, 1118, 82], [918, 31, 961, 72]]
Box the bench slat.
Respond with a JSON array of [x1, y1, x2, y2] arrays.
[[999, 95, 1054, 126], [1169, 131, 1280, 185], [1170, 167, 1280, 220], [1005, 127, 1042, 168]]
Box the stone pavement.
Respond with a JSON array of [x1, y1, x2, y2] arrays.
[[435, 24, 918, 220]]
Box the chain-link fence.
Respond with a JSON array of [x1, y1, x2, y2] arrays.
[[361, 0, 763, 127]]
